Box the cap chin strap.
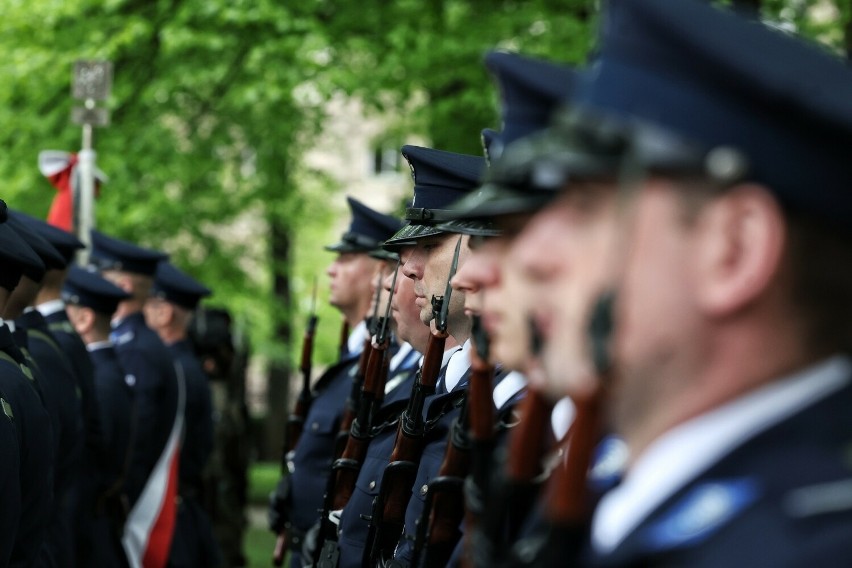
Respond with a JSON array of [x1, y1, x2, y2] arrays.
[[404, 207, 460, 223]]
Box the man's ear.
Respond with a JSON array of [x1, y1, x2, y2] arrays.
[[162, 302, 177, 326], [112, 274, 134, 295], [692, 183, 786, 317]]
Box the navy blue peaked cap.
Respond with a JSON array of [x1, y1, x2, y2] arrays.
[[485, 51, 577, 152], [433, 54, 579, 222], [0, 200, 45, 290], [63, 265, 131, 315], [9, 210, 84, 265], [152, 262, 212, 310], [325, 197, 403, 253], [384, 146, 485, 248], [576, 0, 852, 227], [90, 229, 168, 276], [6, 214, 66, 273]]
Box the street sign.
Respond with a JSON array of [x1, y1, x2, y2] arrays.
[[71, 106, 110, 127], [72, 60, 113, 101]]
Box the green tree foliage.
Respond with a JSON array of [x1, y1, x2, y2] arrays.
[[1, 1, 850, 452], [0, 0, 333, 364]]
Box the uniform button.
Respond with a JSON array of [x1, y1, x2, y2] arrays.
[[420, 484, 428, 497], [311, 422, 319, 431], [368, 481, 376, 490]]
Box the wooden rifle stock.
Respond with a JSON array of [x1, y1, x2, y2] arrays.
[[544, 392, 602, 524], [465, 387, 554, 568], [367, 328, 448, 563], [336, 335, 372, 457], [284, 312, 319, 456], [459, 328, 495, 568], [339, 319, 350, 356], [506, 388, 553, 482], [331, 335, 391, 510]]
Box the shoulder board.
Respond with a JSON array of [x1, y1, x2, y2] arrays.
[[638, 478, 760, 553], [111, 330, 135, 346]]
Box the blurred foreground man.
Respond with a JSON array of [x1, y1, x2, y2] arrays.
[[497, 0, 852, 565]]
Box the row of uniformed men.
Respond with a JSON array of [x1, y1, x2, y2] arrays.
[[0, 205, 222, 567], [270, 0, 852, 566]]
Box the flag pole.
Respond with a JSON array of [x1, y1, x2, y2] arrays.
[[71, 60, 112, 265]]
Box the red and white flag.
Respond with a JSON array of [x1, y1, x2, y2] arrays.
[[38, 150, 107, 231], [122, 367, 186, 568]]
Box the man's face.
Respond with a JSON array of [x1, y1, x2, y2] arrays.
[[385, 255, 430, 352], [506, 182, 620, 402], [143, 296, 168, 331], [402, 233, 470, 334], [609, 178, 704, 434], [326, 252, 378, 313], [451, 234, 528, 369]]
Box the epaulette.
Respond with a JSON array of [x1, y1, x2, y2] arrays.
[[637, 478, 760, 552], [111, 330, 135, 346]]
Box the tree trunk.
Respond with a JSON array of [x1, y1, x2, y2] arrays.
[[264, 218, 293, 462]]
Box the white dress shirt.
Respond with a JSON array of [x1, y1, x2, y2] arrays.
[[35, 299, 66, 318], [492, 371, 527, 410]]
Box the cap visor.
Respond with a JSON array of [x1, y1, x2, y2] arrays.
[[435, 219, 502, 237], [382, 223, 446, 249]]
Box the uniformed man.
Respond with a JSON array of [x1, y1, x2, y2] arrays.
[[268, 197, 401, 568], [14, 211, 104, 507], [63, 265, 135, 568], [0, 200, 55, 568], [88, 229, 181, 566], [144, 261, 221, 568], [434, 50, 617, 567], [4, 213, 84, 568], [331, 253, 427, 567], [0, 384, 20, 568], [365, 144, 484, 566]]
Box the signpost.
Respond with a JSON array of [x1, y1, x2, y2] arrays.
[[71, 60, 112, 263]]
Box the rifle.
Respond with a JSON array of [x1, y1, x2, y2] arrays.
[[339, 320, 351, 358], [412, 316, 494, 568], [313, 264, 400, 568], [365, 236, 463, 566], [458, 316, 495, 568], [336, 274, 384, 458], [274, 279, 319, 566], [468, 319, 556, 568], [285, 277, 319, 458], [533, 292, 613, 565]]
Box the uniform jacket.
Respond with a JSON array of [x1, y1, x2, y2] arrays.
[[0, 384, 21, 568], [336, 354, 420, 568], [111, 312, 180, 506], [0, 324, 55, 568], [586, 367, 852, 568], [76, 344, 134, 568], [16, 311, 84, 568]]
